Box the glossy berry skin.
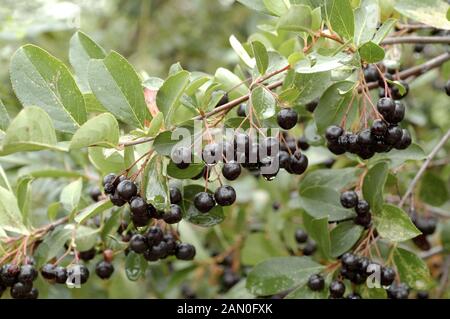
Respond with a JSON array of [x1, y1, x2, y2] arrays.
[[387, 101, 405, 124], [414, 217, 437, 236], [277, 108, 298, 130], [371, 119, 387, 137], [147, 226, 164, 246], [305, 99, 318, 113], [364, 65, 379, 83], [222, 161, 241, 181], [357, 129, 374, 145], [131, 211, 151, 227], [297, 136, 310, 151], [388, 282, 410, 299], [237, 104, 247, 117], [176, 243, 196, 260], [395, 129, 412, 150], [307, 274, 325, 291], [95, 261, 114, 279], [214, 186, 236, 206], [194, 192, 216, 213], [90, 187, 102, 202], [116, 180, 138, 201], [41, 264, 56, 280], [278, 151, 291, 169], [289, 151, 308, 175], [17, 264, 37, 283], [327, 142, 346, 155], [325, 125, 344, 141], [130, 196, 148, 216], [152, 241, 169, 259], [26, 288, 39, 299], [303, 240, 317, 256], [377, 97, 395, 118], [79, 248, 96, 262], [222, 269, 241, 289], [11, 281, 32, 299], [130, 234, 148, 254], [340, 191, 358, 208], [171, 147, 192, 169], [0, 263, 19, 286], [216, 92, 229, 107], [67, 265, 89, 284], [103, 174, 116, 187], [385, 125, 403, 145], [295, 229, 308, 244], [169, 187, 182, 204], [163, 204, 183, 224], [355, 200, 370, 215], [329, 280, 346, 298], [381, 267, 396, 286], [354, 213, 372, 228], [54, 266, 68, 284], [357, 257, 370, 274], [341, 253, 358, 270], [164, 234, 178, 255], [110, 192, 126, 207]]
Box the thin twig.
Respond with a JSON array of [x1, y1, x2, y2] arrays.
[[382, 36, 450, 45], [420, 246, 443, 259], [399, 129, 450, 208]]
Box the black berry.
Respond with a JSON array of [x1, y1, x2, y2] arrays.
[[130, 196, 148, 216], [303, 240, 317, 256], [194, 192, 216, 213], [116, 180, 138, 201], [95, 261, 114, 279], [380, 266, 396, 286], [277, 108, 298, 130], [171, 147, 192, 169], [394, 129, 411, 150], [288, 151, 308, 175], [90, 187, 102, 202], [371, 119, 387, 137], [176, 243, 196, 260], [222, 161, 241, 181], [110, 192, 126, 207], [78, 248, 96, 261], [307, 274, 325, 291], [237, 104, 247, 117], [130, 234, 148, 254], [41, 264, 56, 280], [295, 229, 308, 243], [18, 264, 37, 283], [329, 280, 345, 298], [377, 97, 395, 118], [385, 125, 403, 145], [355, 200, 370, 215], [214, 185, 236, 206], [147, 226, 164, 246], [340, 191, 358, 208], [54, 266, 68, 284], [163, 204, 183, 224], [325, 125, 344, 141], [169, 187, 182, 204]]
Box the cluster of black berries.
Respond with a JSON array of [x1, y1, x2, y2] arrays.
[[325, 94, 411, 159], [411, 212, 437, 251], [40, 263, 90, 287], [76, 247, 114, 280], [0, 259, 38, 299], [340, 191, 371, 228], [363, 64, 410, 100], [294, 229, 317, 256], [129, 226, 196, 261]]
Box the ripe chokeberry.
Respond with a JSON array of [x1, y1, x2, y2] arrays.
[[278, 151, 290, 169], [377, 97, 395, 118], [237, 104, 247, 117], [152, 241, 169, 258], [147, 226, 164, 246], [364, 65, 379, 83], [90, 187, 102, 202], [395, 129, 412, 150], [341, 253, 358, 270], [303, 240, 317, 256], [110, 192, 127, 207], [11, 281, 32, 299], [307, 274, 325, 291], [130, 196, 148, 216], [385, 125, 403, 145], [380, 266, 396, 286], [277, 108, 298, 130], [163, 204, 183, 224], [0, 264, 19, 286], [289, 151, 308, 175], [214, 185, 237, 206], [78, 248, 97, 262], [67, 264, 89, 284], [305, 99, 318, 113], [295, 229, 308, 244], [354, 212, 372, 228], [169, 187, 182, 204], [325, 125, 344, 141], [216, 92, 229, 107], [116, 180, 138, 201], [371, 119, 387, 137], [297, 136, 310, 151], [95, 261, 114, 279], [171, 147, 192, 169], [222, 269, 241, 289], [202, 143, 221, 165], [340, 191, 358, 208], [194, 192, 216, 213], [388, 282, 409, 299], [130, 234, 148, 254], [329, 280, 345, 298], [355, 200, 370, 215], [176, 243, 196, 260], [17, 264, 37, 283], [387, 101, 405, 124], [131, 211, 151, 227], [222, 161, 241, 181], [54, 266, 68, 284], [41, 264, 56, 280]]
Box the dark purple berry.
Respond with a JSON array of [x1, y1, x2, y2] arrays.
[[194, 192, 216, 213], [277, 108, 298, 130]]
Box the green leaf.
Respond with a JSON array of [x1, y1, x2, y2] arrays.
[[354, 0, 380, 46], [301, 167, 362, 190], [84, 92, 108, 113], [0, 186, 29, 235], [156, 71, 190, 122], [181, 184, 224, 227], [363, 161, 388, 214], [394, 247, 432, 290], [0, 99, 10, 131], [358, 41, 385, 63], [374, 204, 421, 242], [70, 224, 99, 251], [277, 5, 312, 32], [75, 199, 113, 224], [330, 221, 364, 258], [167, 160, 204, 179], [125, 252, 147, 281], [88, 147, 125, 174], [152, 130, 192, 156], [60, 178, 83, 213], [299, 186, 354, 221], [47, 202, 61, 221], [236, 0, 270, 14], [373, 18, 397, 44], [304, 216, 332, 260], [314, 81, 354, 133], [69, 31, 106, 92], [214, 68, 248, 99], [241, 233, 286, 266], [88, 51, 151, 129], [143, 155, 170, 211], [285, 282, 329, 299], [369, 143, 425, 168], [295, 71, 332, 104], [357, 285, 387, 299], [394, 0, 450, 30], [419, 172, 449, 207], [251, 86, 276, 120], [295, 52, 352, 74], [16, 176, 33, 224], [0, 107, 61, 156], [34, 226, 71, 266], [326, 0, 355, 40], [251, 41, 269, 75], [0, 165, 12, 192], [246, 256, 324, 296], [263, 0, 288, 16], [10, 44, 86, 133], [70, 113, 119, 149], [229, 35, 255, 68]]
